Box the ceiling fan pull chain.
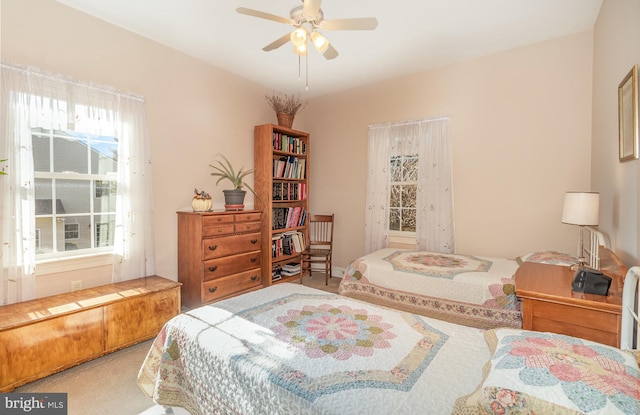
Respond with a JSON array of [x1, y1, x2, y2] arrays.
[[306, 53, 309, 90]]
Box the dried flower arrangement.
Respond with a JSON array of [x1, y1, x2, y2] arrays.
[[265, 93, 305, 116]]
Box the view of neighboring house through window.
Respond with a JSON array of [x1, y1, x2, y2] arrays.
[[389, 154, 417, 234], [32, 127, 118, 258], [2, 61, 155, 304]]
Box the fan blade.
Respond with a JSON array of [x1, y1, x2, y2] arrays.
[[323, 44, 339, 60], [236, 7, 295, 25], [320, 17, 378, 31], [262, 33, 291, 51], [303, 0, 323, 19]]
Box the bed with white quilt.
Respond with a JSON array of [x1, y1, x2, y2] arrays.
[[339, 227, 609, 330], [338, 248, 523, 329], [138, 277, 640, 415]]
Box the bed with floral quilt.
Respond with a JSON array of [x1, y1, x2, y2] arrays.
[[137, 283, 490, 414], [137, 282, 640, 415], [339, 248, 523, 330]]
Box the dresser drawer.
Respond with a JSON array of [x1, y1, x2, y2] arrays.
[[236, 212, 261, 223], [203, 251, 261, 281], [236, 221, 261, 233], [203, 224, 235, 237], [201, 269, 262, 303], [202, 233, 261, 260], [203, 215, 235, 227]]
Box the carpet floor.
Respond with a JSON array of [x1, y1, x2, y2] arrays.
[[13, 274, 341, 415]]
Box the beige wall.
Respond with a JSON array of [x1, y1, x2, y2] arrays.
[[305, 32, 594, 270], [1, 0, 284, 296], [592, 0, 640, 266]]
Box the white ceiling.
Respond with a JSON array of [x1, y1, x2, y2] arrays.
[[56, 0, 603, 98]]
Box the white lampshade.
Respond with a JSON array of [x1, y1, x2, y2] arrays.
[[290, 28, 308, 47], [293, 43, 307, 56], [310, 31, 329, 53], [561, 192, 600, 226]]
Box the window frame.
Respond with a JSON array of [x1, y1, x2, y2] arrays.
[[32, 127, 118, 262], [388, 153, 418, 240]]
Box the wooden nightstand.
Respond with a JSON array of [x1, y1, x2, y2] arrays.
[[515, 247, 627, 347]]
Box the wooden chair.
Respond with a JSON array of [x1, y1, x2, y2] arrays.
[[302, 214, 334, 285]]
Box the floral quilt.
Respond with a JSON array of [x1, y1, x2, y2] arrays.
[[339, 248, 522, 329], [453, 329, 640, 414], [137, 283, 489, 415]]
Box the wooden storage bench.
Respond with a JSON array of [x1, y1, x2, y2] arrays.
[[0, 275, 181, 392]]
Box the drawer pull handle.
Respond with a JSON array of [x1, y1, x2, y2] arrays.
[[208, 287, 218, 293], [208, 266, 218, 272], [251, 275, 258, 281], [208, 245, 218, 251], [251, 239, 258, 244], [250, 257, 257, 263]]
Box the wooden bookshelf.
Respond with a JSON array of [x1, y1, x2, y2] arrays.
[[254, 124, 309, 285]]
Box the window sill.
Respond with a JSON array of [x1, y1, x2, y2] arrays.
[[36, 253, 114, 276], [388, 233, 416, 246]]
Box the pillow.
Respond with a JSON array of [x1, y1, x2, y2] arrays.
[[516, 251, 576, 266], [452, 329, 640, 415]]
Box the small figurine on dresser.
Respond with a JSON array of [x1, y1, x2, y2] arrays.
[[192, 188, 212, 212]]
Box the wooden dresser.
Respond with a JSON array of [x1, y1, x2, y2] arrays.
[[177, 210, 263, 308], [0, 276, 180, 391], [515, 247, 627, 347]]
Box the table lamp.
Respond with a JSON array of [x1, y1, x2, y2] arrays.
[[561, 191, 600, 269]]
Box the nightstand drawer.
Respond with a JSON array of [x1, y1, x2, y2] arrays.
[[531, 300, 618, 332], [526, 299, 620, 346]]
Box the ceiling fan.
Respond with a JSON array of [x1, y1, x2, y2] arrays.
[[236, 0, 378, 60]]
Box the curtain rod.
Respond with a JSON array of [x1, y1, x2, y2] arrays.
[[369, 116, 450, 130], [1, 61, 145, 102]]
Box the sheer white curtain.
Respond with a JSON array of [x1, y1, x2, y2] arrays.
[[0, 62, 154, 304], [365, 117, 454, 254]]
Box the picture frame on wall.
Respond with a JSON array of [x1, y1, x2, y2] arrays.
[[618, 64, 639, 162]]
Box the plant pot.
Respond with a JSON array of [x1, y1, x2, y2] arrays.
[[223, 189, 246, 210], [276, 113, 294, 129]]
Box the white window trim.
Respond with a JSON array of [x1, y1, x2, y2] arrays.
[[388, 231, 417, 246], [36, 253, 114, 276]]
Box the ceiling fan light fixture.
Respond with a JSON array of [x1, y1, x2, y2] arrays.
[[290, 27, 308, 47], [310, 31, 329, 53], [293, 43, 307, 56]]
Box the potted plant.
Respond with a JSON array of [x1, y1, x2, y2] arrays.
[[209, 153, 257, 210], [265, 93, 304, 128]]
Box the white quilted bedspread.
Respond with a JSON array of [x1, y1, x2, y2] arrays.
[[138, 283, 489, 415]]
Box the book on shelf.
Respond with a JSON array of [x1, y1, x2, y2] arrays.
[[272, 264, 283, 281], [281, 262, 301, 276], [272, 207, 306, 230], [272, 132, 307, 155], [272, 182, 305, 201], [273, 156, 305, 179], [282, 231, 306, 253]]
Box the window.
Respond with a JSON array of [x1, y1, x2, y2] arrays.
[[2, 62, 155, 304], [389, 154, 417, 234], [365, 118, 453, 254], [64, 223, 79, 240], [32, 127, 118, 259]]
